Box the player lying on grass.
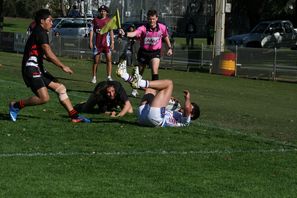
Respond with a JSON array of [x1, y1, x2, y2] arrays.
[[74, 80, 133, 117], [9, 9, 91, 123], [116, 60, 200, 127]]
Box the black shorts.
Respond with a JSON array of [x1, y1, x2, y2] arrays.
[[137, 48, 161, 65], [22, 66, 57, 95]]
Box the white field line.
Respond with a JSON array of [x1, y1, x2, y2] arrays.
[[1, 79, 297, 158], [1, 148, 297, 158]]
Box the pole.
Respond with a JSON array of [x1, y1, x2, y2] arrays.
[[214, 0, 225, 56], [121, 0, 124, 23], [272, 47, 277, 81], [86, 0, 92, 17]]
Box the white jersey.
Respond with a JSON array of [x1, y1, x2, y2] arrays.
[[161, 110, 191, 127], [138, 105, 191, 127]]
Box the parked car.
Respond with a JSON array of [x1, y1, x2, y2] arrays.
[[226, 20, 297, 48], [51, 17, 92, 37]]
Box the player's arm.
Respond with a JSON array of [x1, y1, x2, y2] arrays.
[[119, 28, 137, 38], [41, 44, 73, 74], [89, 29, 94, 49], [116, 100, 133, 117], [164, 36, 173, 56], [183, 90, 192, 117]]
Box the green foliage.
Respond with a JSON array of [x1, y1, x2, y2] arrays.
[[0, 51, 297, 196], [231, 0, 296, 28], [3, 0, 50, 18]]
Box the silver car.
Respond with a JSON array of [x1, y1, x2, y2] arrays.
[[51, 17, 92, 37]]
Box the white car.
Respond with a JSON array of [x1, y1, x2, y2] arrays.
[[227, 20, 297, 48]]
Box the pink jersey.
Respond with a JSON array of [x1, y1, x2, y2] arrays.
[[134, 23, 168, 51], [91, 17, 111, 49]]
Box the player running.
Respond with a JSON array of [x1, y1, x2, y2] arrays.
[[9, 9, 91, 123]]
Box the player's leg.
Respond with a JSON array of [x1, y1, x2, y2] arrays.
[[137, 88, 156, 126], [131, 73, 173, 108], [140, 88, 156, 106], [48, 81, 91, 123], [149, 79, 173, 108], [74, 93, 97, 113], [131, 49, 148, 97], [9, 87, 50, 122], [9, 69, 52, 122], [105, 52, 113, 81], [150, 58, 160, 80], [91, 53, 101, 83], [131, 63, 146, 97]]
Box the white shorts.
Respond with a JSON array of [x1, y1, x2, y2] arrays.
[[138, 104, 164, 127], [92, 46, 111, 56]]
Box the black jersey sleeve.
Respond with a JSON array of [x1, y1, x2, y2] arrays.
[[35, 27, 49, 46], [117, 86, 129, 103]]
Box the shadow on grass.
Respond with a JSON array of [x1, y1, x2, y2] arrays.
[[60, 114, 139, 126], [0, 113, 39, 121], [3, 23, 16, 28], [56, 77, 91, 83], [92, 118, 139, 126], [0, 113, 10, 121], [67, 89, 92, 94]]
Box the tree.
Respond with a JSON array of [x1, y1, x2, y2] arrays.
[[230, 0, 296, 34], [0, 0, 3, 31], [60, 0, 67, 17]]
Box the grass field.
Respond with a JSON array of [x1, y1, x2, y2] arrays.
[[3, 17, 32, 33], [0, 51, 297, 197]]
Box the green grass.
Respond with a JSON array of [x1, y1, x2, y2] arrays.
[[173, 37, 208, 48], [3, 17, 32, 33], [0, 51, 297, 197]]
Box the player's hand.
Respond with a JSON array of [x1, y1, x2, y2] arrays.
[[62, 66, 73, 74], [110, 111, 117, 117], [183, 90, 190, 100], [89, 42, 93, 49], [118, 29, 126, 37], [167, 48, 173, 56], [110, 42, 114, 50]]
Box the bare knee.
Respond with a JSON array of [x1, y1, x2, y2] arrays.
[[39, 95, 50, 104], [36, 89, 50, 104], [165, 79, 173, 89]]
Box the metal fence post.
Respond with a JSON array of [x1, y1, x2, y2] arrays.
[[201, 43, 204, 67], [170, 39, 174, 69], [235, 45, 238, 77], [58, 36, 62, 57], [272, 47, 277, 81]]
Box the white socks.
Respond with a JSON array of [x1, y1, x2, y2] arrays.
[[138, 79, 149, 88], [121, 73, 131, 82]]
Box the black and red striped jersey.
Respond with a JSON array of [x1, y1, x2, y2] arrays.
[[22, 25, 49, 73]]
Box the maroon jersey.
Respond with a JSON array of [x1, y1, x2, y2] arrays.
[[91, 17, 111, 49]]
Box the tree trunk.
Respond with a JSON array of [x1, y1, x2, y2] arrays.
[[61, 0, 67, 17], [295, 0, 297, 26], [0, 0, 4, 32]]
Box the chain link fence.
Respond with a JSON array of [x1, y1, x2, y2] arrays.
[[1, 32, 296, 82]]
